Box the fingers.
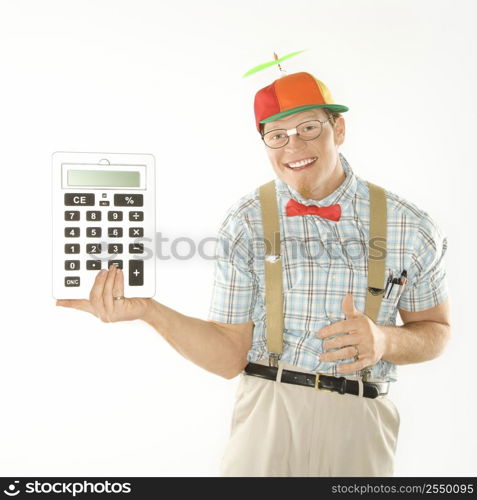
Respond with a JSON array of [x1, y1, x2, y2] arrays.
[[317, 318, 359, 339], [89, 269, 109, 318], [103, 264, 118, 316], [57, 267, 121, 321], [322, 332, 360, 351], [320, 345, 358, 363], [113, 266, 125, 299]]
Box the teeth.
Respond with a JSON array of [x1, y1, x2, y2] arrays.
[[288, 157, 316, 168]]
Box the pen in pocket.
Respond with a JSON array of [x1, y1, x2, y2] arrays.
[[398, 270, 408, 286], [383, 271, 393, 296], [386, 269, 407, 299]]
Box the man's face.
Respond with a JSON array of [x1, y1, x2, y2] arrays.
[[262, 108, 345, 200]]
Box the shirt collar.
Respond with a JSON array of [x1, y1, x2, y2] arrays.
[[275, 153, 357, 212]]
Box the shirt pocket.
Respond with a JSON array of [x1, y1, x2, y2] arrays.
[[324, 262, 369, 320], [377, 268, 408, 323]]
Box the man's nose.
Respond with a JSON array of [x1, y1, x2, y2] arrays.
[[284, 131, 306, 152]]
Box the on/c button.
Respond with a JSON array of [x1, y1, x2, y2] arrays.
[[65, 277, 80, 287]]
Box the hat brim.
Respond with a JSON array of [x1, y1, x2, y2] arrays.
[[259, 104, 349, 124]]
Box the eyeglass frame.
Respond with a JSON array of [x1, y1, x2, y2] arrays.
[[260, 117, 333, 149]]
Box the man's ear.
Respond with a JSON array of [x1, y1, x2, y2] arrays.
[[334, 116, 345, 147]]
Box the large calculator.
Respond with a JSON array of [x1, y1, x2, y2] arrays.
[[52, 152, 156, 299]]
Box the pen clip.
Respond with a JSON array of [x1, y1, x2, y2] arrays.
[[383, 271, 393, 295]]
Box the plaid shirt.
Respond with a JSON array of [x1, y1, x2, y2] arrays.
[[208, 153, 449, 382]]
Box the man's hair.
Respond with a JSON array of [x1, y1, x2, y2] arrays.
[[259, 107, 342, 136]]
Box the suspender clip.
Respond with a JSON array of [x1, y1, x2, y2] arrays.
[[361, 367, 371, 382], [268, 353, 280, 367]]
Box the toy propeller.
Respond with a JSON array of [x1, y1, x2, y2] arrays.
[[242, 49, 307, 78]]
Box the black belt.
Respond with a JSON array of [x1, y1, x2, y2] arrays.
[[244, 363, 389, 399]]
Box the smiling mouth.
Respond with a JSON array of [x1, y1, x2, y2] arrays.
[[285, 157, 317, 171]]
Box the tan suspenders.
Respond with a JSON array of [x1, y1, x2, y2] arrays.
[[258, 180, 387, 381], [258, 181, 285, 369]]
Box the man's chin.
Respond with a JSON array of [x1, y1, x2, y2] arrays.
[[286, 179, 314, 200], [297, 185, 314, 200], [274, 168, 316, 200]]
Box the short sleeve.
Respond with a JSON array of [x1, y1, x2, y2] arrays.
[[207, 213, 258, 323], [397, 215, 449, 312]]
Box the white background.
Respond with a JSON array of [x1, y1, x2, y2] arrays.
[[0, 0, 475, 477]]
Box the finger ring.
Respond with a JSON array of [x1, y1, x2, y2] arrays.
[[354, 345, 360, 360], [113, 296, 125, 301]]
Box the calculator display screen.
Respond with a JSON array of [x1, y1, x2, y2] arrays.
[[67, 170, 140, 187]]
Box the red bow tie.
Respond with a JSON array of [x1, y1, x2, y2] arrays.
[[285, 198, 341, 221]]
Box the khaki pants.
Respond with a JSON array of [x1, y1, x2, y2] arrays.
[[220, 361, 400, 477]]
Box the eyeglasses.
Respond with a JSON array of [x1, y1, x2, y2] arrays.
[[261, 118, 332, 149]]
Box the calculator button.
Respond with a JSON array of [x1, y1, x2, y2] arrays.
[[129, 260, 144, 286], [86, 243, 102, 254], [108, 227, 123, 238], [129, 243, 144, 254], [114, 194, 143, 207], [65, 244, 80, 254], [100, 201, 110, 206], [129, 211, 144, 221], [86, 227, 102, 238], [65, 277, 80, 287], [86, 211, 102, 221], [129, 227, 144, 238], [65, 211, 80, 221], [86, 260, 102, 270], [108, 211, 123, 221], [108, 260, 123, 270], [65, 260, 80, 271], [65, 227, 80, 237], [108, 244, 123, 254], [65, 193, 95, 206]]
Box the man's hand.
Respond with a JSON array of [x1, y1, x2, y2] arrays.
[[316, 293, 387, 374], [56, 265, 151, 323]]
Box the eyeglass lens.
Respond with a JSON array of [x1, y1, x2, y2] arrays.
[[263, 120, 324, 148]]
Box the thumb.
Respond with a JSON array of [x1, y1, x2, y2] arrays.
[[342, 293, 360, 319], [56, 299, 95, 315]]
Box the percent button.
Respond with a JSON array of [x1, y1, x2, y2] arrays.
[[114, 194, 143, 207]]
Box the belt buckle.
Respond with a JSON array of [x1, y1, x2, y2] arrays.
[[315, 373, 332, 392]]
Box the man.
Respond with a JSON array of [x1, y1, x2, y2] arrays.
[[57, 71, 451, 477]]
